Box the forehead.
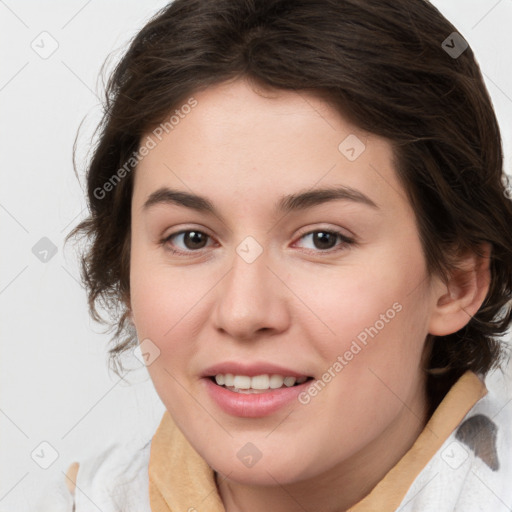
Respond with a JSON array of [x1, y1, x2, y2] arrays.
[[132, 78, 410, 221]]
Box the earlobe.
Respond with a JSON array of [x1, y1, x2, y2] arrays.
[[428, 243, 492, 336]]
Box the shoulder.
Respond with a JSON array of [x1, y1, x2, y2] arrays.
[[37, 438, 152, 512], [76, 437, 152, 511], [398, 368, 512, 511]]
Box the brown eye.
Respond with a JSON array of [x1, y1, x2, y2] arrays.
[[182, 231, 208, 250], [163, 230, 211, 253], [311, 231, 338, 250], [295, 229, 354, 253]]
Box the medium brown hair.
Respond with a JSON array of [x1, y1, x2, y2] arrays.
[[67, 0, 512, 412]]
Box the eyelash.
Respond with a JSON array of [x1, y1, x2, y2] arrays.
[[159, 228, 355, 256]]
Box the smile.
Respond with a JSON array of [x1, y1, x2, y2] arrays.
[[212, 374, 311, 393], [204, 374, 315, 417]]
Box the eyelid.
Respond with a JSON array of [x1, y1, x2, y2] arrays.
[[294, 224, 355, 242]]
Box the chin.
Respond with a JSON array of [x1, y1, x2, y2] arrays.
[[209, 451, 314, 487]]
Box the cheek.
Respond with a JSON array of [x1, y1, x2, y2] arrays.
[[291, 242, 430, 404], [130, 274, 202, 366], [129, 248, 218, 398], [290, 280, 430, 468], [129, 261, 208, 419], [289, 249, 428, 361], [129, 232, 211, 338]]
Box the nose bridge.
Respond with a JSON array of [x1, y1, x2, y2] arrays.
[[212, 236, 289, 338]]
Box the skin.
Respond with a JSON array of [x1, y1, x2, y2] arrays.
[[128, 77, 490, 512]]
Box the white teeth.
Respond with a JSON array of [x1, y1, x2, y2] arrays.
[[251, 375, 270, 390], [283, 376, 297, 387], [233, 375, 251, 389], [269, 374, 285, 389], [213, 373, 308, 391]]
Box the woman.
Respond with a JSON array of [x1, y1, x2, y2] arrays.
[[42, 0, 512, 510]]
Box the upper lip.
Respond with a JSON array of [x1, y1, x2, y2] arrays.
[[202, 361, 311, 378]]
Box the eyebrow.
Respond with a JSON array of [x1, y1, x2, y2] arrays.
[[142, 185, 379, 217]]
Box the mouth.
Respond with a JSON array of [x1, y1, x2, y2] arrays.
[[208, 374, 315, 394], [203, 368, 315, 417], [201, 362, 316, 416]]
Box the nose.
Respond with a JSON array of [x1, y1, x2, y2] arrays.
[[211, 244, 291, 341]]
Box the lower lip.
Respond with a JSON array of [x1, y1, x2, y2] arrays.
[[203, 377, 311, 418]]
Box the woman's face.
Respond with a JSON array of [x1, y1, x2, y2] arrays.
[[129, 78, 438, 485]]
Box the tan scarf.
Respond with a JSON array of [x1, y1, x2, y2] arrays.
[[148, 371, 486, 512]]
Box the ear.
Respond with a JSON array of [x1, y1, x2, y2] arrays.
[[428, 243, 492, 336]]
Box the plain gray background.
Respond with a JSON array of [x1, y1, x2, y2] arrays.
[[1, 1, 511, 510]]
